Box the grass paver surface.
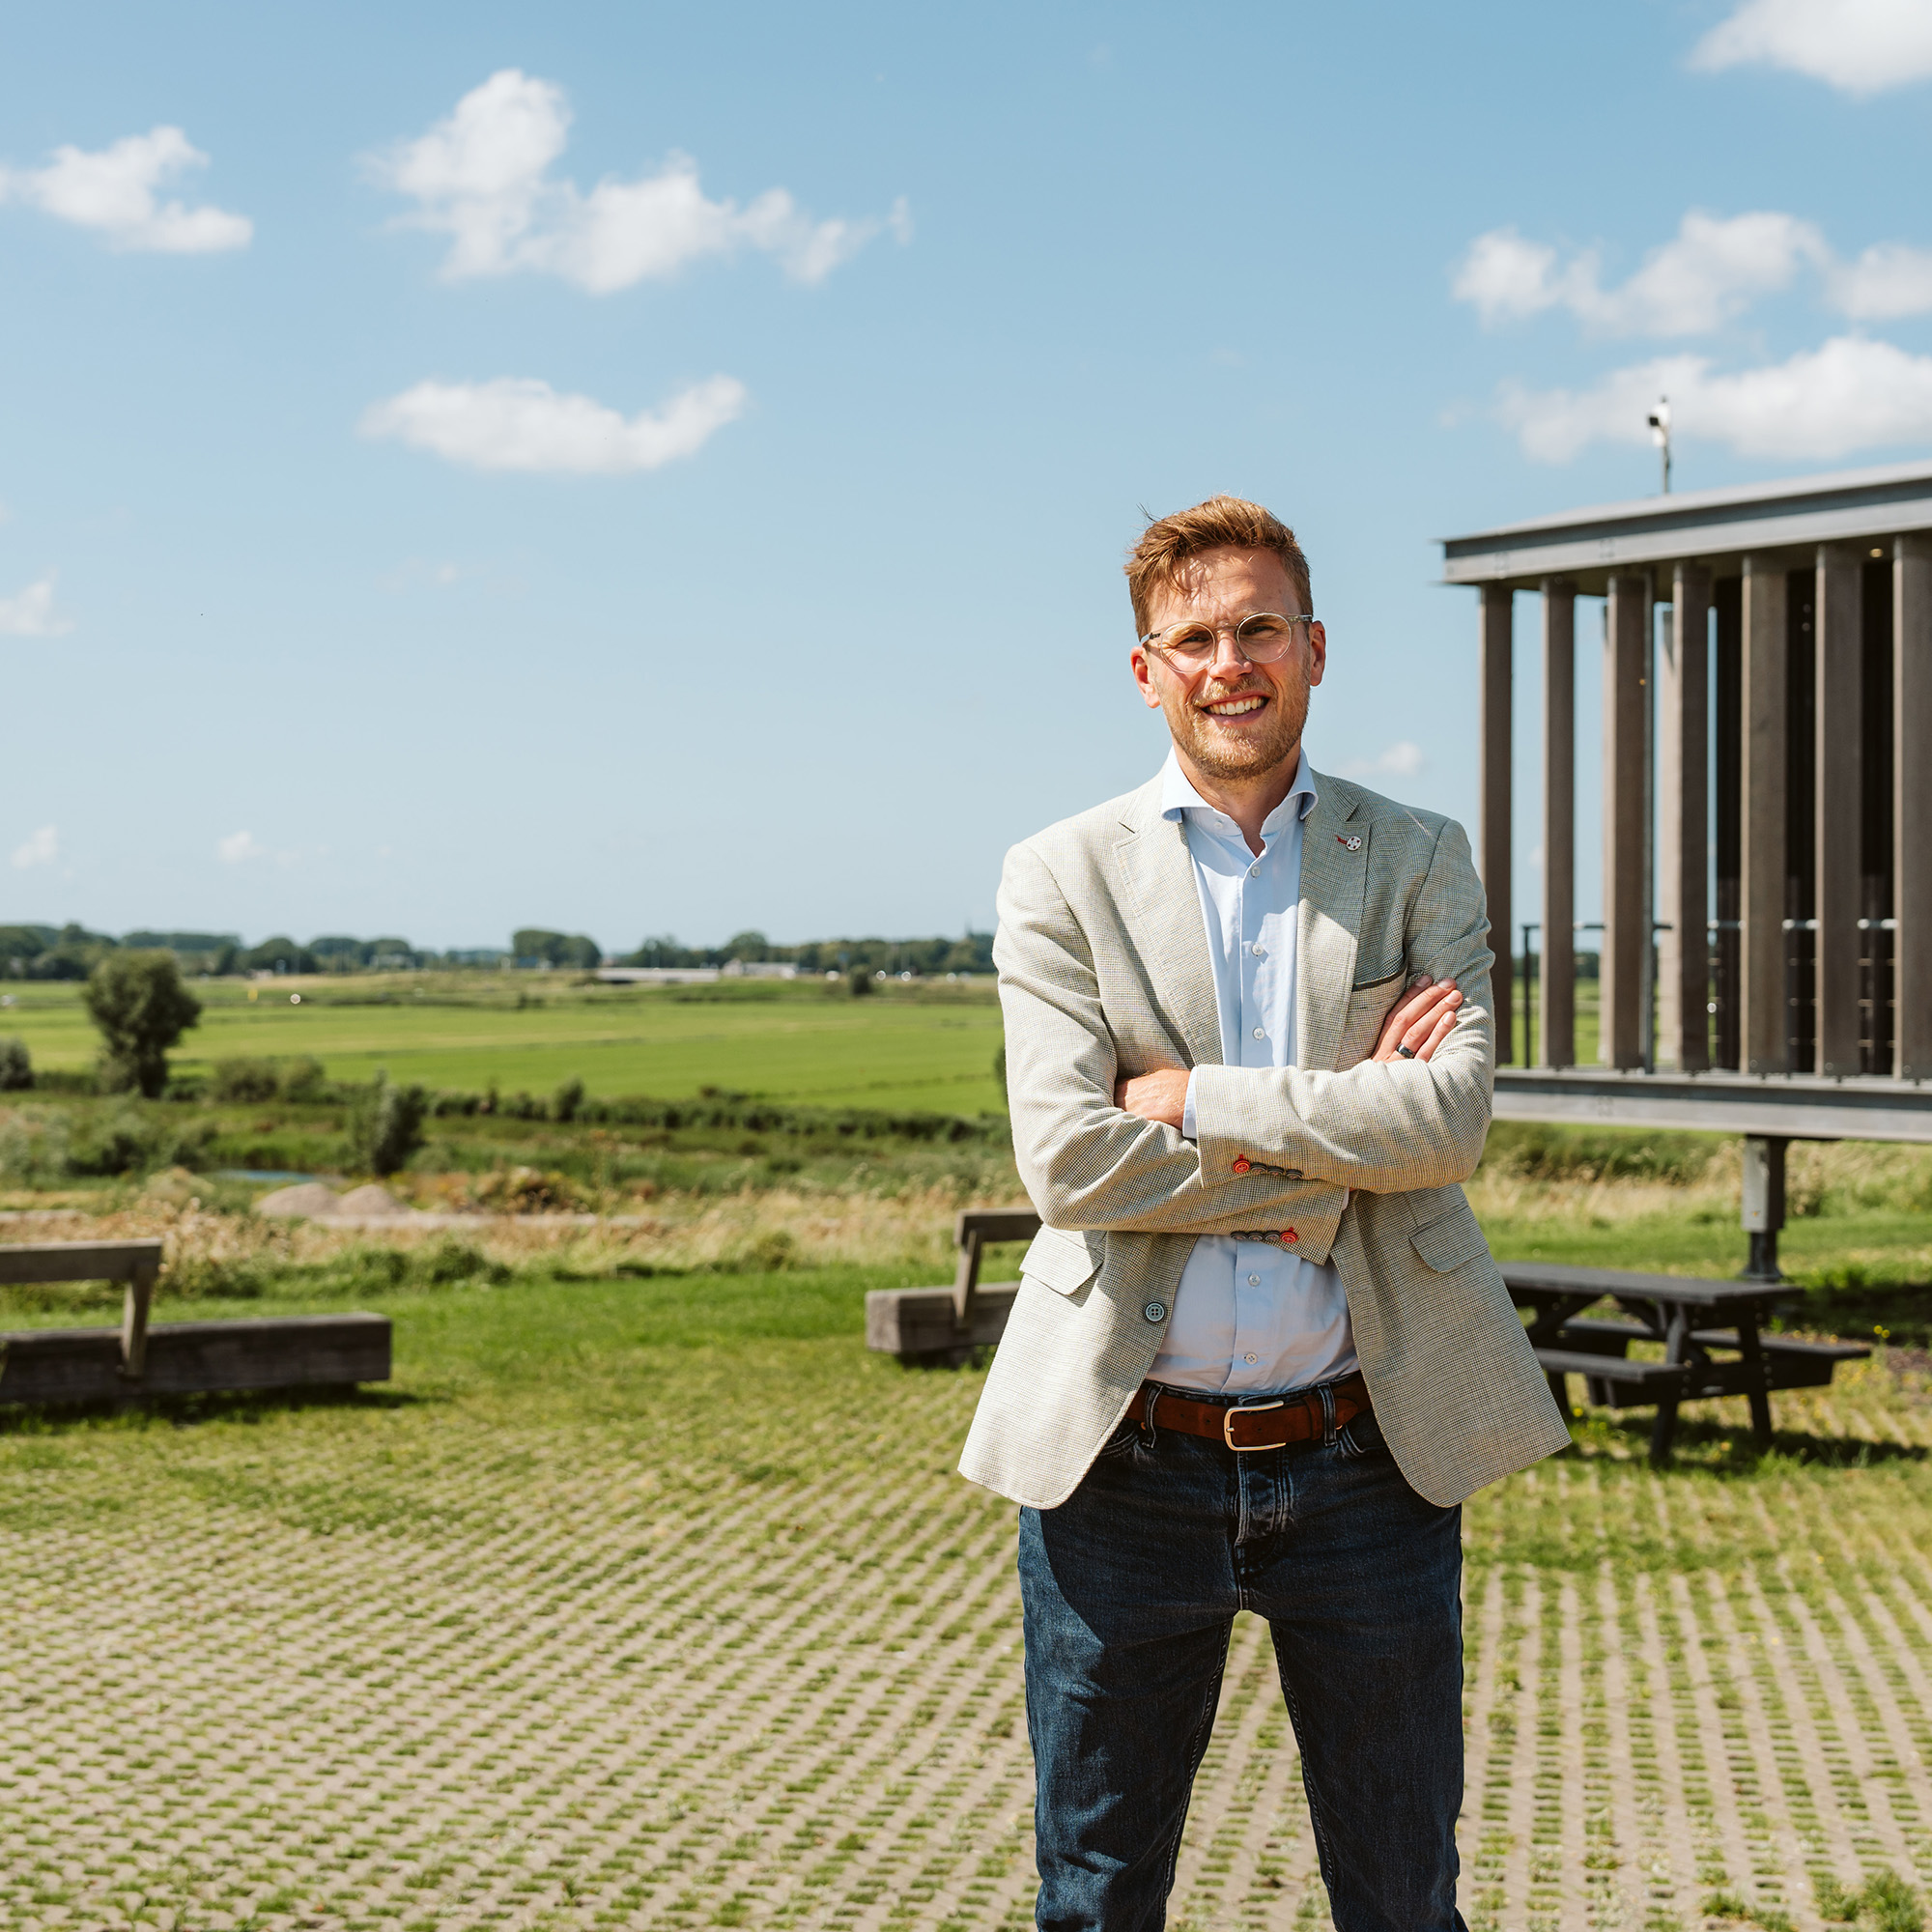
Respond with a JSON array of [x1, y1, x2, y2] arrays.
[[7, 1269, 1932, 1929]]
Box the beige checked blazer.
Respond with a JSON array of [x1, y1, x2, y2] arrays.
[[958, 767, 1570, 1511]]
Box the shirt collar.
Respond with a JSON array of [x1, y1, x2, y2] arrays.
[[1159, 747, 1318, 834]]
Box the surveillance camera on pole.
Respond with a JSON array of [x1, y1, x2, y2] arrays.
[[1647, 397, 1671, 495]]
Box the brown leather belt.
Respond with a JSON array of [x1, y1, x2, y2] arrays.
[[1124, 1373, 1371, 1452]]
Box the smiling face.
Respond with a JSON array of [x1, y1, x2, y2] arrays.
[[1131, 545, 1326, 785]]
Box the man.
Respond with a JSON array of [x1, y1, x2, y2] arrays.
[[960, 497, 1569, 1930]]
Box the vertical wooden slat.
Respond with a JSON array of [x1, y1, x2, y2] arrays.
[[1659, 565, 1711, 1070], [1541, 581, 1576, 1068], [1480, 583, 1515, 1063], [1741, 555, 1790, 1076], [1898, 535, 1932, 1080], [1713, 578, 1744, 1069], [1603, 576, 1650, 1069], [1814, 545, 1864, 1077]]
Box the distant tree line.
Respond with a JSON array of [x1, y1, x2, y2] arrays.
[[0, 922, 997, 980], [617, 929, 995, 975], [0, 924, 497, 980]]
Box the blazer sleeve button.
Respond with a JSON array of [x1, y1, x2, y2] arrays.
[[1231, 1157, 1252, 1175], [1282, 1167, 1302, 1179]]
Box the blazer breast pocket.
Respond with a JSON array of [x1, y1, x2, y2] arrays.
[[1020, 1225, 1105, 1297]]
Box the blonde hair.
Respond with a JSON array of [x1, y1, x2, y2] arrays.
[[1124, 496, 1312, 637]]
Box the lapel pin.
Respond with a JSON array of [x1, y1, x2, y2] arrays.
[[1338, 835, 1362, 852]]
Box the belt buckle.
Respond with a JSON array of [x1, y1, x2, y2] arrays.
[[1223, 1399, 1285, 1451]]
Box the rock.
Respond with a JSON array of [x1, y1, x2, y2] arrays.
[[255, 1181, 343, 1220], [335, 1183, 408, 1217], [141, 1166, 207, 1208]]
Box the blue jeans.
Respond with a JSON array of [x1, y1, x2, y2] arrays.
[[1017, 1392, 1466, 1932]]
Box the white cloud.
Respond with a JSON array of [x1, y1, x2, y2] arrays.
[[1341, 742, 1428, 781], [0, 126, 250, 252], [0, 574, 73, 637], [1829, 241, 1932, 318], [1496, 335, 1932, 463], [218, 830, 267, 863], [372, 70, 905, 292], [12, 825, 57, 869], [1457, 210, 1932, 338], [360, 374, 748, 474], [1690, 0, 1932, 94], [1455, 213, 1829, 335]]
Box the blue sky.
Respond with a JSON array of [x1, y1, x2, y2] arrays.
[[5, 0, 1930, 952]]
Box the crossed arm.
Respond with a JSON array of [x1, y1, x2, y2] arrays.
[[994, 819, 1496, 1234]]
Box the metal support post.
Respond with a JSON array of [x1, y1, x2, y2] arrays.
[[1740, 1134, 1788, 1282]]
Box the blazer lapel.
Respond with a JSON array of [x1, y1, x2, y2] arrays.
[[1296, 774, 1368, 1073], [1113, 786, 1223, 1068]]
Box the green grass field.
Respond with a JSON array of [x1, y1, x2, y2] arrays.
[[0, 974, 1009, 1114], [9, 1265, 1932, 1929]]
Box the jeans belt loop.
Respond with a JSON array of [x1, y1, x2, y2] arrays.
[[1318, 1381, 1338, 1447], [1138, 1386, 1160, 1450]]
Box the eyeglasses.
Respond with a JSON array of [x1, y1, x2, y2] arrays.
[[1137, 611, 1314, 668]]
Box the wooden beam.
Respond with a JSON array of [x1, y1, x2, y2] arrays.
[[866, 1285, 1018, 1364], [1900, 535, 1932, 1080], [1479, 583, 1514, 1062], [1815, 545, 1864, 1076], [0, 1238, 164, 1285], [0, 1314, 391, 1406], [1541, 581, 1576, 1067], [1659, 565, 1711, 1069], [1741, 555, 1789, 1075], [1603, 576, 1650, 1069]]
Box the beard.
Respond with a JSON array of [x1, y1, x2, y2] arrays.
[[1166, 675, 1309, 781]]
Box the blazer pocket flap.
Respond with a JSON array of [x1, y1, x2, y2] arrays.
[[1021, 1226, 1105, 1296], [1351, 961, 1406, 991], [1409, 1211, 1492, 1273]]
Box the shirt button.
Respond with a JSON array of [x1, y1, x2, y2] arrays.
[[1252, 1027, 1265, 1039], [1252, 944, 1266, 959], [1244, 1352, 1259, 1365], [1247, 1273, 1261, 1287], [1248, 864, 1260, 878]]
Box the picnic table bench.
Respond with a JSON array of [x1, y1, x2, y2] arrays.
[[1501, 1261, 1868, 1462], [863, 1219, 1871, 1465], [0, 1238, 390, 1406]]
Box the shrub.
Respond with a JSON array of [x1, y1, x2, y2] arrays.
[[0, 1036, 31, 1091], [212, 1057, 282, 1103], [279, 1056, 327, 1103], [553, 1076, 585, 1123], [345, 1072, 428, 1177], [848, 968, 872, 998], [84, 952, 202, 1097], [414, 1236, 510, 1287]]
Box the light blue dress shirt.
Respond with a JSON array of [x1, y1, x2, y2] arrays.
[[1148, 748, 1359, 1396]]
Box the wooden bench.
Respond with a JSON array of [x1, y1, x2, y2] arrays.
[[865, 1209, 1041, 1365], [1532, 1349, 1693, 1459], [1504, 1259, 1871, 1459], [0, 1238, 390, 1407]]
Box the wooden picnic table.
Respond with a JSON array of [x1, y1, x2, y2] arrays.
[[1501, 1260, 1868, 1462]]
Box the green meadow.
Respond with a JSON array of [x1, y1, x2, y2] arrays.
[[0, 972, 1009, 1115]]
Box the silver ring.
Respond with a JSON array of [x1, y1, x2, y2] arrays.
[[1395, 1043, 1416, 1059]]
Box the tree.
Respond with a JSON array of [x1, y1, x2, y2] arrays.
[[0, 1037, 32, 1091], [346, 1072, 428, 1177], [84, 951, 202, 1096]]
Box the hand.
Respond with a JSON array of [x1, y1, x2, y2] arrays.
[[1115, 1066, 1189, 1129], [1371, 975, 1463, 1064]]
